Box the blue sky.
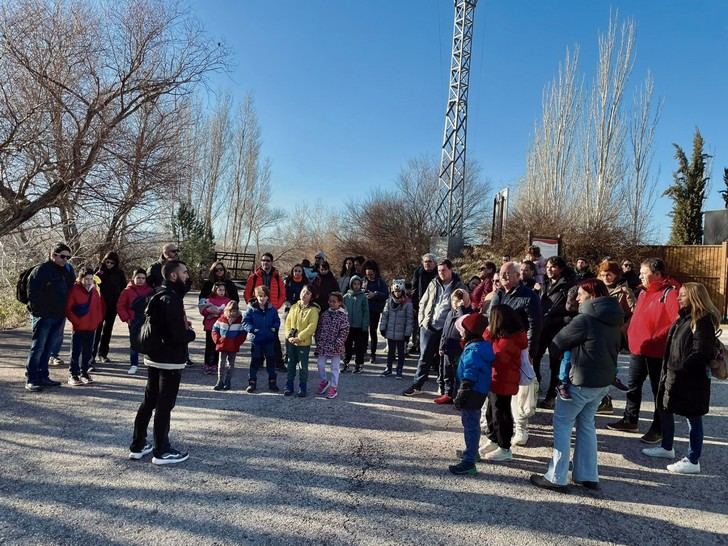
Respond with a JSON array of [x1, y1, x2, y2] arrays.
[[190, 0, 728, 243]]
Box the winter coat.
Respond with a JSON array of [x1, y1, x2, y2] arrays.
[[627, 277, 680, 358], [378, 297, 414, 341], [311, 272, 340, 310], [344, 288, 370, 329], [316, 308, 350, 357], [489, 284, 543, 358], [411, 265, 437, 310], [95, 265, 127, 308], [606, 280, 636, 322], [657, 310, 714, 417], [284, 301, 321, 346], [146, 258, 167, 289], [65, 283, 106, 332], [200, 279, 240, 302], [244, 267, 286, 309], [199, 294, 230, 332], [338, 275, 352, 294], [484, 329, 528, 396], [439, 305, 472, 357], [117, 282, 153, 324], [470, 278, 493, 312], [143, 282, 195, 369], [211, 314, 247, 353], [551, 297, 624, 388], [456, 340, 495, 396], [284, 276, 307, 309], [243, 300, 281, 346], [363, 276, 388, 314], [540, 274, 575, 332], [27, 260, 75, 319], [418, 273, 467, 330]]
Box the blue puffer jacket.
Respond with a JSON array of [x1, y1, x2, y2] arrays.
[[243, 301, 281, 345], [456, 340, 495, 395]]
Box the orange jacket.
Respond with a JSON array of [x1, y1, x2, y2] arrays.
[[484, 329, 528, 396], [65, 283, 106, 332], [243, 267, 285, 310]]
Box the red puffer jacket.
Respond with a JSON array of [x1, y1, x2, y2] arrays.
[[243, 267, 285, 310], [627, 277, 680, 358], [484, 329, 528, 396], [65, 283, 106, 332], [116, 282, 153, 323]]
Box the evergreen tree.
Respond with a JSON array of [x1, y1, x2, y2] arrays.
[[171, 203, 215, 282], [720, 167, 728, 208], [664, 129, 711, 244]]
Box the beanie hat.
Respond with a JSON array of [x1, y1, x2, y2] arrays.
[[349, 275, 363, 288], [391, 279, 406, 292], [461, 313, 488, 338], [315, 251, 325, 259], [597, 260, 621, 277]]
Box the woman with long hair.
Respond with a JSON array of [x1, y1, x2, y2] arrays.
[[642, 283, 720, 474], [200, 262, 240, 302]]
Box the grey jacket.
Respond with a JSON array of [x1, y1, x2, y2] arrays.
[[379, 297, 414, 341], [418, 273, 467, 330]]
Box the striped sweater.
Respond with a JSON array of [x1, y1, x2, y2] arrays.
[[211, 315, 247, 353]]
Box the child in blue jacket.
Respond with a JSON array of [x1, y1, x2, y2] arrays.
[[243, 285, 280, 393], [450, 312, 495, 476]]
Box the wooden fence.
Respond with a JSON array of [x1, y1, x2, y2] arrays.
[[636, 242, 728, 320]]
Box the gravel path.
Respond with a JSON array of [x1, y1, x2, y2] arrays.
[[1, 293, 726, 545]]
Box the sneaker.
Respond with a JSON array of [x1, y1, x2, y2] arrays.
[[642, 446, 675, 459], [97, 355, 109, 364], [340, 363, 349, 373], [640, 430, 662, 444], [370, 355, 376, 363], [67, 375, 83, 386], [556, 383, 571, 401], [455, 449, 482, 462], [245, 384, 256, 394], [485, 447, 513, 462], [268, 382, 280, 392], [596, 396, 614, 414], [381, 369, 392, 377], [284, 389, 294, 396], [666, 457, 700, 474], [325, 386, 338, 399], [39, 378, 62, 387], [402, 385, 421, 397], [352, 366, 363, 374], [395, 373, 404, 380], [433, 394, 453, 405], [87, 365, 96, 372], [538, 396, 555, 410], [478, 440, 499, 457], [529, 474, 568, 493], [152, 449, 189, 465], [448, 461, 477, 476], [128, 443, 153, 460], [213, 382, 224, 391], [613, 376, 629, 391], [296, 390, 307, 398], [606, 418, 639, 432], [49, 356, 64, 366], [512, 428, 529, 446], [80, 373, 94, 384], [317, 380, 329, 395], [572, 479, 600, 491], [24, 383, 43, 392], [128, 365, 138, 375]]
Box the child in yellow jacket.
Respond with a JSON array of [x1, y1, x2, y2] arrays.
[[284, 285, 320, 397]]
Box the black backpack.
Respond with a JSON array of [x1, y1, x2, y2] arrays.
[[137, 289, 171, 355], [15, 266, 36, 305]]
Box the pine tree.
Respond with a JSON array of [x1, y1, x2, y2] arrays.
[[720, 167, 728, 208], [664, 129, 711, 244], [170, 203, 215, 281]]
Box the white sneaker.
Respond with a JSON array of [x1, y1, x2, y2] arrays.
[[512, 428, 529, 446], [49, 357, 64, 366], [642, 446, 675, 459], [485, 447, 513, 462], [128, 365, 138, 375], [478, 440, 498, 458], [667, 457, 700, 474]]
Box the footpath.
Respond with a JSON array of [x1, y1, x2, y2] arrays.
[[0, 293, 726, 545]]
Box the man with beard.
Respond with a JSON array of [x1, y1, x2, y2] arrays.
[[129, 261, 195, 465]]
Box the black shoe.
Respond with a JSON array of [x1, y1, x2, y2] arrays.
[[448, 461, 477, 476], [352, 366, 363, 374], [640, 430, 662, 444], [297, 390, 307, 398], [268, 382, 280, 392], [246, 383, 256, 393], [39, 378, 61, 387], [596, 396, 613, 414], [186, 358, 195, 368], [381, 368, 393, 377], [128, 443, 153, 460], [529, 474, 568, 493], [572, 479, 601, 491], [538, 396, 555, 410], [369, 355, 376, 363], [213, 382, 224, 391], [25, 383, 43, 392], [606, 418, 639, 432], [284, 389, 294, 396], [152, 448, 189, 465], [402, 385, 421, 397], [340, 363, 349, 373]]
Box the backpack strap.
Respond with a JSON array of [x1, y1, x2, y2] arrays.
[[659, 285, 675, 303]]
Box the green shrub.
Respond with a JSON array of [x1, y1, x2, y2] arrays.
[[0, 288, 29, 330]]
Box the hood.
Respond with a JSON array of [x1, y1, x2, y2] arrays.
[[579, 296, 624, 327], [349, 275, 363, 289]]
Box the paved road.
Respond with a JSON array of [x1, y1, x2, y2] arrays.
[[0, 294, 726, 545]]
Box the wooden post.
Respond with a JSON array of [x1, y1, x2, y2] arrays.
[[721, 241, 728, 322]]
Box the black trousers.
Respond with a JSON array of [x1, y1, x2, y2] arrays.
[[386, 339, 406, 374], [368, 310, 382, 357], [624, 354, 662, 432], [485, 392, 514, 449], [534, 324, 563, 395], [93, 302, 117, 358], [345, 327, 367, 365], [204, 331, 217, 367], [410, 307, 420, 351], [131, 367, 182, 457]]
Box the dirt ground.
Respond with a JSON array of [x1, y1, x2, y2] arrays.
[[0, 293, 726, 545]]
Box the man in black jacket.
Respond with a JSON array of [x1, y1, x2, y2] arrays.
[[24, 243, 76, 392], [129, 261, 195, 465], [409, 253, 437, 353], [146, 243, 179, 290]]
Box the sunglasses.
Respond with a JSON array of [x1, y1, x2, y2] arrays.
[[55, 253, 71, 260]]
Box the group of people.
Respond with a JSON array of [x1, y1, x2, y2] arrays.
[[20, 242, 722, 482]]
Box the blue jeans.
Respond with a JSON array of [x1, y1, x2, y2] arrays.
[[412, 328, 442, 389], [661, 412, 703, 464], [544, 385, 609, 485], [50, 318, 66, 358], [25, 316, 65, 384], [249, 343, 277, 383], [70, 331, 94, 376], [461, 409, 482, 464]]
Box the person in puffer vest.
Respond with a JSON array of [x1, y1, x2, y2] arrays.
[[211, 301, 247, 391], [378, 279, 413, 378]]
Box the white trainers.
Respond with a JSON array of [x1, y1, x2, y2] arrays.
[[478, 440, 498, 458], [512, 428, 529, 446], [485, 447, 513, 462], [128, 365, 138, 375], [667, 457, 700, 474], [642, 446, 675, 459], [49, 357, 64, 366], [128, 443, 153, 460]]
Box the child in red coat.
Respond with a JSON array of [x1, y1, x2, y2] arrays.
[[210, 301, 247, 391], [65, 266, 105, 385], [116, 268, 153, 375], [199, 282, 231, 375], [480, 304, 528, 461]]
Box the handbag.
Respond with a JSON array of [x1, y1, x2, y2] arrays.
[[71, 289, 94, 317], [708, 330, 727, 380]]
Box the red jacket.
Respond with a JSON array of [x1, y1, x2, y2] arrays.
[[116, 282, 153, 323], [210, 314, 247, 352], [484, 329, 528, 396], [471, 277, 493, 311], [243, 267, 285, 310], [627, 277, 680, 358], [65, 283, 106, 332]]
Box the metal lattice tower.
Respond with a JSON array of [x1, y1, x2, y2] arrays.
[[435, 0, 478, 254]]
